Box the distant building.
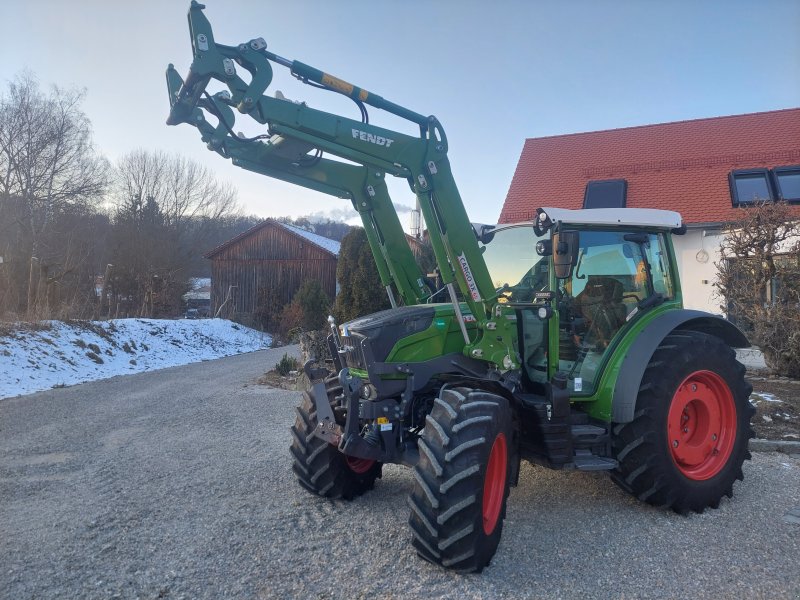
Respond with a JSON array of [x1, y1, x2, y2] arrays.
[[500, 108, 800, 314], [182, 278, 211, 316], [204, 220, 340, 319]]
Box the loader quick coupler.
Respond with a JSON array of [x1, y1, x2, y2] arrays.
[[335, 368, 386, 462], [304, 360, 341, 445]]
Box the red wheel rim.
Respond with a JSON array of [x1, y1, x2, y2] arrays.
[[345, 455, 376, 474], [482, 433, 508, 535], [667, 370, 737, 480]]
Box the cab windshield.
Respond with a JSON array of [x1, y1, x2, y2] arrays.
[[479, 224, 550, 300], [480, 224, 550, 389]]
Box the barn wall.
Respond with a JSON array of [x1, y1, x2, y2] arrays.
[[208, 222, 337, 318]]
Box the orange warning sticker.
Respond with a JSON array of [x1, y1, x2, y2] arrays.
[[321, 73, 354, 95]]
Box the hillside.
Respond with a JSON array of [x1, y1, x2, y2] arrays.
[[0, 319, 272, 399]]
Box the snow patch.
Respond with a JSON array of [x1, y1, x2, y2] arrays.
[[0, 318, 271, 399], [278, 222, 341, 256], [189, 277, 211, 289], [750, 392, 783, 405]]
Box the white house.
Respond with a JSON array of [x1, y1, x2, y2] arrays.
[[499, 108, 800, 314]]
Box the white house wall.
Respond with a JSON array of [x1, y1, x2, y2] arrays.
[[672, 229, 725, 315]]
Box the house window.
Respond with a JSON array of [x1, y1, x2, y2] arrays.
[[583, 179, 627, 209], [729, 169, 774, 206], [773, 166, 800, 202]]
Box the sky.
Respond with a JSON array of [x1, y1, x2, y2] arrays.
[[1, 0, 798, 227]]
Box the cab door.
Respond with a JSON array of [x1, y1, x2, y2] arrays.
[[556, 230, 674, 394]]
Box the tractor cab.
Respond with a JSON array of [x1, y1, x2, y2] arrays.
[[480, 207, 683, 397]]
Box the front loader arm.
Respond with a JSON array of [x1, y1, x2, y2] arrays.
[[166, 1, 521, 370], [167, 74, 430, 307]]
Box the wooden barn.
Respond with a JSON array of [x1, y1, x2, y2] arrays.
[[204, 220, 340, 319], [405, 233, 428, 261]]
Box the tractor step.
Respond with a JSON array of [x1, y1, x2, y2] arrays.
[[571, 423, 608, 445], [517, 398, 616, 470], [573, 449, 617, 471], [569, 412, 590, 425]]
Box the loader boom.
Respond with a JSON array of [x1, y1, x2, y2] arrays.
[[166, 1, 520, 369]]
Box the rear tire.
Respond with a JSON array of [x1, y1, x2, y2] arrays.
[[408, 387, 512, 573], [290, 378, 381, 500], [610, 331, 754, 513]]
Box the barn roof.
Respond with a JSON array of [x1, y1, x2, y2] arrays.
[[499, 108, 800, 225], [204, 219, 340, 259], [278, 222, 341, 255]]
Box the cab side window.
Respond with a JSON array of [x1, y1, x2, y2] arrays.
[[559, 230, 669, 394]]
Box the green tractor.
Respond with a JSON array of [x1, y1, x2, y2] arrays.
[[166, 2, 754, 573]]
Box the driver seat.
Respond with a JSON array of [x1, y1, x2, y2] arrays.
[[575, 276, 626, 348]]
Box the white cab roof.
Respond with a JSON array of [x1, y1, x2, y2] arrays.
[[538, 207, 682, 229]]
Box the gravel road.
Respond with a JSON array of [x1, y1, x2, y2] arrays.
[[2, 348, 799, 599]]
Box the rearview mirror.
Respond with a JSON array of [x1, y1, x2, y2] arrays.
[[552, 230, 579, 279]]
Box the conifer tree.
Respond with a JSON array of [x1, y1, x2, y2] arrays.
[[333, 228, 390, 322]]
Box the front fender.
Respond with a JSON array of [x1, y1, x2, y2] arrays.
[[611, 310, 749, 423]]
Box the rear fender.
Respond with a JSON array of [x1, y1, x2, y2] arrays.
[[611, 310, 749, 423]]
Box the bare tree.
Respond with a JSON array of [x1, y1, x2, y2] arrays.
[[114, 150, 237, 225], [109, 150, 239, 316], [715, 201, 800, 377], [0, 72, 108, 317], [163, 154, 238, 226]]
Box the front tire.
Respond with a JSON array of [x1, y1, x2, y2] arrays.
[[290, 378, 382, 500], [611, 331, 755, 513], [408, 387, 513, 573]]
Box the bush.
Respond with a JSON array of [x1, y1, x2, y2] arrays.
[[751, 304, 800, 377], [275, 353, 300, 376], [254, 277, 290, 331], [293, 279, 331, 331], [276, 301, 304, 341], [715, 201, 800, 377]]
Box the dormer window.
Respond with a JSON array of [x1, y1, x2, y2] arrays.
[[583, 179, 627, 209], [774, 165, 800, 202], [729, 169, 774, 206]]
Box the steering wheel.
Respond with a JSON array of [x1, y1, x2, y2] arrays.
[[497, 283, 534, 303]]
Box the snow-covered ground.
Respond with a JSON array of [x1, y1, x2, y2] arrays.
[[0, 319, 775, 403], [0, 318, 272, 399], [736, 348, 767, 371]]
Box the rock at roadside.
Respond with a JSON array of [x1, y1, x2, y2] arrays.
[[298, 330, 331, 364]]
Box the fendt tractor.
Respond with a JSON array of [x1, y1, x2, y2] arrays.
[[166, 2, 755, 572]]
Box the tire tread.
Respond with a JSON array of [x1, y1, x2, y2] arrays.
[[408, 388, 512, 573], [611, 330, 754, 513]]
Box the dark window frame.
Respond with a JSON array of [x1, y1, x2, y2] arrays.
[[729, 169, 775, 207], [583, 179, 628, 209], [773, 165, 800, 203]]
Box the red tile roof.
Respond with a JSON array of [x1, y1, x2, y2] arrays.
[[499, 108, 800, 224]]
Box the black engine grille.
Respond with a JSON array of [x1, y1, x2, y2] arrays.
[[337, 333, 367, 370]]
